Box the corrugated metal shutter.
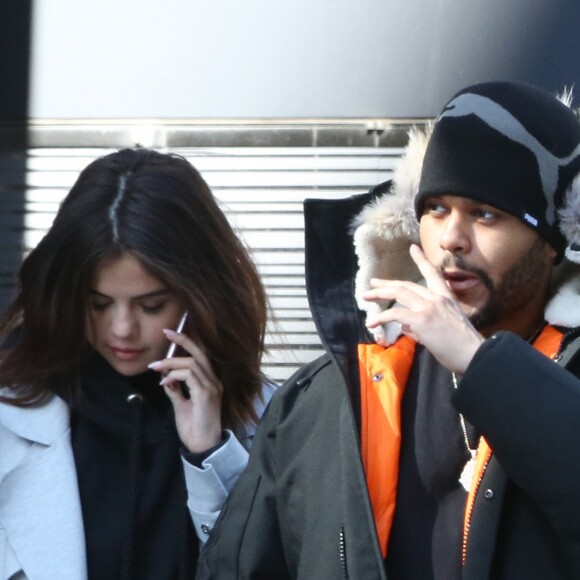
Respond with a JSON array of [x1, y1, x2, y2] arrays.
[[2, 123, 415, 383]]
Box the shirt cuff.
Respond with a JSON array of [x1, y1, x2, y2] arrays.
[[182, 429, 249, 540]]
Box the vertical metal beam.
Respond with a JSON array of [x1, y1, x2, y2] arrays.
[[0, 0, 32, 310]]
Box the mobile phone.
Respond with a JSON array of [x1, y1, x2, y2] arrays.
[[161, 311, 190, 395], [165, 311, 189, 359]]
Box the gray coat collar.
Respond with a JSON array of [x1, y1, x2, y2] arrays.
[[0, 390, 69, 444], [0, 393, 87, 579]]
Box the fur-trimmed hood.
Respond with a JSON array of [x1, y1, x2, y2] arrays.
[[353, 124, 580, 346]]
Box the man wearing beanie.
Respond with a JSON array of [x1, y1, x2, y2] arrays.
[[197, 82, 580, 580]]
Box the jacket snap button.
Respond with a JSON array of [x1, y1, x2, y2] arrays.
[[201, 524, 212, 535], [484, 489, 494, 500], [372, 373, 384, 382]]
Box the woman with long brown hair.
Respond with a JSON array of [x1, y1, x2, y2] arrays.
[[0, 148, 275, 579]]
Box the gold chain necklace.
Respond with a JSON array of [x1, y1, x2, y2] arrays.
[[451, 321, 547, 492], [452, 371, 478, 491]]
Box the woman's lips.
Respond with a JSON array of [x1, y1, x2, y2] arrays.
[[110, 347, 146, 361], [443, 270, 482, 292]]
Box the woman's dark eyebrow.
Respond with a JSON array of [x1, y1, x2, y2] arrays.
[[89, 289, 171, 300]]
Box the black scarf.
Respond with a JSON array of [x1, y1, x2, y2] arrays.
[[386, 345, 479, 580], [53, 353, 197, 580]]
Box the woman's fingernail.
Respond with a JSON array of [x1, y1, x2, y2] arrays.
[[163, 329, 178, 336], [148, 360, 163, 369]]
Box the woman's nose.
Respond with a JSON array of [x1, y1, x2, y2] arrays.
[[111, 310, 137, 338]]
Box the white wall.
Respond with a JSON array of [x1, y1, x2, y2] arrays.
[[29, 0, 580, 119]]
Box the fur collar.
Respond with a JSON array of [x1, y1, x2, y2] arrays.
[[353, 124, 580, 346]]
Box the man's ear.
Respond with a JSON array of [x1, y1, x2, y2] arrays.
[[546, 240, 558, 262]]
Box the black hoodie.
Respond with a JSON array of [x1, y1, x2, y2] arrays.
[[53, 353, 196, 580]]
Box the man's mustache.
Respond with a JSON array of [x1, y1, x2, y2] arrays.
[[438, 255, 494, 291]]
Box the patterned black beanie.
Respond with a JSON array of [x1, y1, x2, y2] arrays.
[[415, 81, 580, 255]]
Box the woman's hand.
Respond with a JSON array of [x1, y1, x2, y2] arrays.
[[362, 244, 484, 374], [149, 330, 223, 453]]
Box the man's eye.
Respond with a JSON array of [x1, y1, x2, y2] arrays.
[[474, 209, 496, 220], [423, 202, 446, 215]]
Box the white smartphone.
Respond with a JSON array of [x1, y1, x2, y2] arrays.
[[160, 311, 189, 393], [165, 311, 189, 359]]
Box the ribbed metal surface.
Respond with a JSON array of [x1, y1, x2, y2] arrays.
[[0, 131, 409, 382]]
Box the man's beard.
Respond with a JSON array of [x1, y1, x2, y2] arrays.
[[440, 237, 550, 332]]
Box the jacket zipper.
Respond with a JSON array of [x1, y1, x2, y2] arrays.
[[339, 527, 349, 579], [462, 453, 491, 564], [553, 326, 577, 363], [464, 326, 571, 563]]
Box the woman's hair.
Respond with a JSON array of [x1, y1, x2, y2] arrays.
[[0, 148, 268, 430]]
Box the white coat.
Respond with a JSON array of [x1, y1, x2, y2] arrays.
[[0, 395, 86, 580], [0, 381, 275, 580]]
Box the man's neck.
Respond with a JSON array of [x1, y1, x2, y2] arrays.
[[480, 313, 547, 342]]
